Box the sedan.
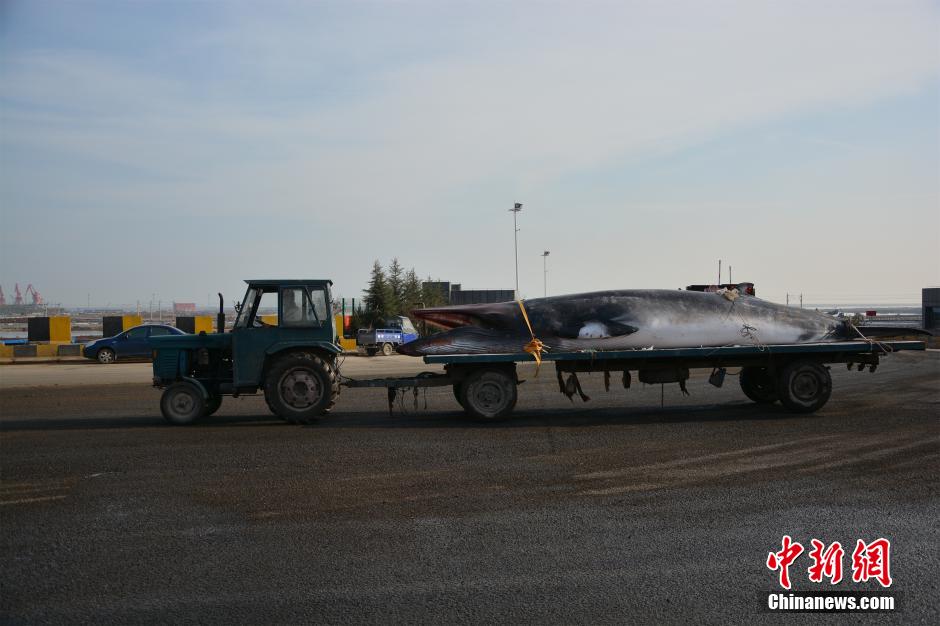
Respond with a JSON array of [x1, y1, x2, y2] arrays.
[[83, 324, 186, 364]]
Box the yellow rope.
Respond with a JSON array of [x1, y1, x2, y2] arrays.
[[517, 299, 547, 376]]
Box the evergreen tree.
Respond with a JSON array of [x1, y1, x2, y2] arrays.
[[363, 260, 392, 325], [402, 269, 423, 313], [387, 257, 404, 316]]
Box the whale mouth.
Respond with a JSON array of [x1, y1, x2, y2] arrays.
[[400, 301, 527, 356], [410, 301, 522, 331], [397, 325, 525, 356]]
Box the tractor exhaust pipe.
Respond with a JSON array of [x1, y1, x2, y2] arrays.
[[217, 293, 225, 333]]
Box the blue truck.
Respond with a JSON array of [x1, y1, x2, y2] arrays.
[[356, 316, 419, 356]]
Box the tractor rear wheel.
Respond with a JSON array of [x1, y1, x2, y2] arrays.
[[264, 354, 338, 424], [160, 382, 206, 425]]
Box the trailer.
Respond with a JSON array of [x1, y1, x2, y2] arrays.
[[344, 340, 926, 419]]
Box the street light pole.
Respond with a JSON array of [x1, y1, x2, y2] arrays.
[[510, 203, 522, 297], [542, 250, 550, 297]]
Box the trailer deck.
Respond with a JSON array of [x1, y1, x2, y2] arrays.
[[343, 340, 927, 420], [421, 340, 925, 364]]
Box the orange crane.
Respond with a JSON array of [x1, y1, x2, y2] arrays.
[[25, 284, 42, 305], [14, 283, 22, 305]]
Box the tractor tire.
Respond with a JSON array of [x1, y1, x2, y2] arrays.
[[739, 367, 778, 404], [776, 360, 832, 414], [263, 353, 338, 424], [160, 382, 206, 425], [458, 368, 517, 421], [381, 342, 394, 357]]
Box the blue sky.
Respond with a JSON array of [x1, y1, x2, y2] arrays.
[[1, 0, 938, 307]]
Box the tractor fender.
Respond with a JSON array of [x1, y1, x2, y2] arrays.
[[264, 341, 341, 357], [180, 375, 210, 401]]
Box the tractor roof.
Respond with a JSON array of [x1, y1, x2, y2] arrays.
[[244, 279, 333, 288]]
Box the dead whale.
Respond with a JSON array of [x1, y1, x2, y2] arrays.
[[398, 289, 927, 356]]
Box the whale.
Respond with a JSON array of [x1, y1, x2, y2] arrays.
[[397, 289, 928, 356]]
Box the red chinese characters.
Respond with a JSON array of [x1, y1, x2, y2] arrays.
[[767, 535, 804, 590], [807, 539, 844, 584], [851, 538, 893, 588]]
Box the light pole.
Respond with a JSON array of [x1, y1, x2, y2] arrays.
[[510, 202, 522, 297], [541, 250, 550, 297]]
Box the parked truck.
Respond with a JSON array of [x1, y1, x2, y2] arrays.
[[356, 316, 418, 356]]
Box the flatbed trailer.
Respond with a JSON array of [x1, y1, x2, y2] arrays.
[[344, 340, 926, 419]]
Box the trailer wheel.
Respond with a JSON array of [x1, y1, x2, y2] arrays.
[[381, 342, 394, 356], [264, 354, 337, 424], [739, 367, 778, 404], [160, 382, 206, 425], [205, 393, 222, 416], [366, 348, 377, 357], [776, 360, 832, 414], [452, 381, 466, 408], [459, 368, 517, 421]]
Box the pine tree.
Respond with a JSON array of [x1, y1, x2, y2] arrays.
[[387, 257, 404, 316], [363, 260, 392, 325], [402, 269, 423, 313]]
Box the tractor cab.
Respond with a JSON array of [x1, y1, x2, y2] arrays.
[[151, 279, 341, 425]]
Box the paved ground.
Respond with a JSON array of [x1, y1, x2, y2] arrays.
[[1, 351, 937, 623]]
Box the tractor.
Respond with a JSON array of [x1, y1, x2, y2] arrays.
[[150, 279, 341, 425]]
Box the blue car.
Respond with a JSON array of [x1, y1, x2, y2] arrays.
[[83, 324, 186, 364]]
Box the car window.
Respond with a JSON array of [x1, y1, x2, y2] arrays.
[[149, 327, 171, 336], [125, 327, 148, 339]]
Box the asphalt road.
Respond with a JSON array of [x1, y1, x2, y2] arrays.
[[1, 352, 938, 624]]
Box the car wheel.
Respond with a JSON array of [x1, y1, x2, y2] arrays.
[[97, 348, 116, 364], [381, 342, 394, 356]]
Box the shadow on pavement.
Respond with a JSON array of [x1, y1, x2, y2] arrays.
[[0, 401, 805, 432]]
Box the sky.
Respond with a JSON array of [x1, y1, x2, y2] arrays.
[[1, 0, 938, 308]]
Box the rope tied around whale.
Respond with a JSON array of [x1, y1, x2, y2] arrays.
[[517, 299, 547, 376]]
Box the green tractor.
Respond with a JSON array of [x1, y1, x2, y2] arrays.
[[150, 279, 341, 425]]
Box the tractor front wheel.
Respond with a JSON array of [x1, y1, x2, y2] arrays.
[[160, 382, 206, 425], [264, 354, 338, 424]]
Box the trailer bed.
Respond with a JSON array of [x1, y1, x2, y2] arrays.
[[421, 340, 925, 365]]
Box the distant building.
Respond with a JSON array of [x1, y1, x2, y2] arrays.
[[423, 281, 515, 305], [173, 302, 196, 314], [923, 288, 940, 331]]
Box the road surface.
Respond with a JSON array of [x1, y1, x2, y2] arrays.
[[1, 351, 937, 623]]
